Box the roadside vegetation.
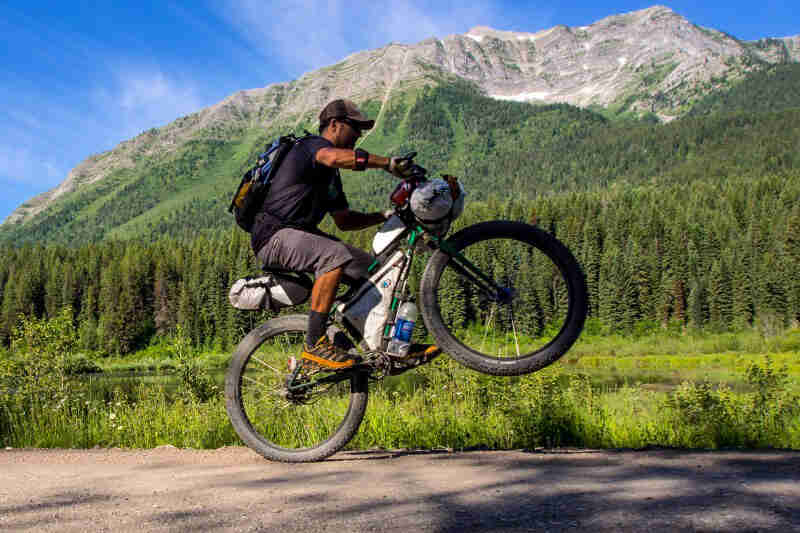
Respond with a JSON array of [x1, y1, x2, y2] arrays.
[[1, 311, 797, 451]]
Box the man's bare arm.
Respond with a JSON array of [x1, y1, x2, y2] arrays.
[[316, 148, 389, 171], [331, 209, 389, 231]]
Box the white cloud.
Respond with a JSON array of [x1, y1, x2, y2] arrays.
[[215, 0, 504, 75], [92, 68, 205, 143], [0, 67, 205, 190], [0, 145, 63, 185]]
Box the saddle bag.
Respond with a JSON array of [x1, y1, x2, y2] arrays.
[[228, 273, 313, 311]]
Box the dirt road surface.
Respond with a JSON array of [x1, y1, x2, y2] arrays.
[[1, 447, 799, 532]]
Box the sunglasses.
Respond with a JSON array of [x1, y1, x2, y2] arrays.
[[337, 118, 363, 134]]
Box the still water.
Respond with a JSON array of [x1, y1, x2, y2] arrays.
[[75, 365, 714, 404]]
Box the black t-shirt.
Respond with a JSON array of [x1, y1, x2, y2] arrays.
[[250, 136, 349, 253]]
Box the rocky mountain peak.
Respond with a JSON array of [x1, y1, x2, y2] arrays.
[[4, 5, 798, 227]]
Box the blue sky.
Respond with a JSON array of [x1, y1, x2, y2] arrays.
[[1, 1, 798, 224]]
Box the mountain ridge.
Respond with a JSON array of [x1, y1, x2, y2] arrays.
[[3, 5, 798, 228]]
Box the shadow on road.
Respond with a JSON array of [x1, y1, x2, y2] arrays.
[[1, 448, 798, 532]]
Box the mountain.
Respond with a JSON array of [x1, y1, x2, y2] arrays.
[[687, 62, 800, 116], [2, 5, 798, 240]]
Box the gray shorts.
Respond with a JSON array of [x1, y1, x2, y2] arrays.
[[256, 228, 373, 284]]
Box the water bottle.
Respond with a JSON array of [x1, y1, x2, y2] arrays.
[[387, 302, 418, 356]]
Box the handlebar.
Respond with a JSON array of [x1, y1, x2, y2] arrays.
[[396, 152, 427, 181], [388, 151, 428, 207]]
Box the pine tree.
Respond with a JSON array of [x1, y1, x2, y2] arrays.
[[730, 248, 755, 330], [785, 205, 800, 325], [688, 278, 707, 329], [598, 245, 624, 330], [98, 253, 123, 354], [44, 256, 65, 319], [78, 284, 99, 351], [580, 222, 602, 318], [708, 257, 733, 330], [0, 269, 17, 346]]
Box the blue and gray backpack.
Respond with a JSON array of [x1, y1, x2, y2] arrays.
[[228, 133, 308, 232]]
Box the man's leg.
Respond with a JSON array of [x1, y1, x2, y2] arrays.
[[257, 228, 355, 360], [303, 263, 356, 367], [306, 266, 343, 346]]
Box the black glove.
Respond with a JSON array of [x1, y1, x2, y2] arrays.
[[387, 156, 414, 178]]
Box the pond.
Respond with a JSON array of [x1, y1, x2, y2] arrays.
[[76, 367, 435, 403], [74, 361, 760, 406]]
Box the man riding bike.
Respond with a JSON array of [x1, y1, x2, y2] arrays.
[[251, 99, 440, 370]]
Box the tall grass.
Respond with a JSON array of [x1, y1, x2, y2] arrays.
[[2, 312, 799, 451], [2, 357, 798, 451], [351, 357, 800, 450], [0, 384, 235, 449]]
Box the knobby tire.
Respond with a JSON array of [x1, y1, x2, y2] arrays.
[[225, 315, 369, 462], [419, 221, 588, 376]]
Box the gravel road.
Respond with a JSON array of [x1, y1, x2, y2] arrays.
[[1, 447, 799, 532]]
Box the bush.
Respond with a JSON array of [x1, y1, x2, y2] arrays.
[[3, 308, 79, 398], [63, 356, 103, 376], [666, 356, 800, 448], [169, 326, 219, 403]]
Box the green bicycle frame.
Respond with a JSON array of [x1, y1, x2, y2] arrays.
[[285, 222, 510, 393]]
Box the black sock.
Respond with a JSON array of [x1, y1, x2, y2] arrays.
[[306, 311, 327, 346]]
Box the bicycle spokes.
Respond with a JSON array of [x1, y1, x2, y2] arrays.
[[238, 329, 355, 448], [435, 236, 570, 359]]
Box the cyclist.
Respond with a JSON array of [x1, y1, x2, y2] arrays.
[[251, 99, 440, 370]]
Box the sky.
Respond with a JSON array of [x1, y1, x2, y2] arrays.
[[1, 1, 798, 224]]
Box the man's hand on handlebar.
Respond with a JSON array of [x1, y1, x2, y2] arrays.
[[386, 152, 416, 179]]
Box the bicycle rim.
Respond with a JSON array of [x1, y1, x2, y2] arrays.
[[228, 318, 366, 459], [421, 221, 587, 375]]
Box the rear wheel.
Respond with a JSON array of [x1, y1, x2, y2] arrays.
[[419, 221, 588, 376], [225, 315, 368, 462]]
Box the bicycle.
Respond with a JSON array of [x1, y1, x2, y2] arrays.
[[225, 153, 589, 462]]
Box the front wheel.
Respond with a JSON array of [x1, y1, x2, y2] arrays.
[[225, 314, 369, 462], [419, 221, 588, 376]]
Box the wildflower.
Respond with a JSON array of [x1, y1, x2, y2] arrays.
[[109, 412, 117, 420]]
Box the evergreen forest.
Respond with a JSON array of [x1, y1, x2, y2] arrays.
[[1, 63, 799, 354]]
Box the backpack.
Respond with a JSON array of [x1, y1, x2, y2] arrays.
[[228, 133, 305, 232]]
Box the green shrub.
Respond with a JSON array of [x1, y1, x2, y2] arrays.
[[666, 357, 800, 448], [169, 326, 219, 403], [64, 355, 103, 376], [2, 308, 79, 398]]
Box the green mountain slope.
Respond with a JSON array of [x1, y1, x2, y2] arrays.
[[2, 68, 800, 246], [688, 63, 800, 116]]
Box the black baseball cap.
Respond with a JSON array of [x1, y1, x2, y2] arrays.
[[319, 99, 375, 130]]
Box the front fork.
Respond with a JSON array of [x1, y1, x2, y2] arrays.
[[429, 234, 513, 303]]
